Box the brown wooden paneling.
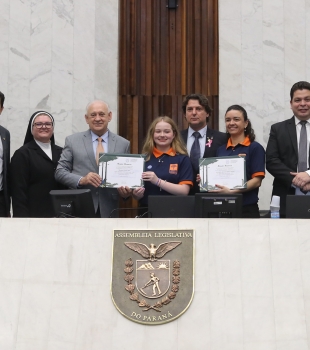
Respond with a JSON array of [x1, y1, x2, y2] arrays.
[[118, 0, 218, 216], [118, 0, 219, 155]]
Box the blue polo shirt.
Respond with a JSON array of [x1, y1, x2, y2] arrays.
[[140, 148, 193, 206], [216, 137, 265, 206]]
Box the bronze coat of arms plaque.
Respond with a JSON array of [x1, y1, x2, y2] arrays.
[[111, 229, 194, 325]]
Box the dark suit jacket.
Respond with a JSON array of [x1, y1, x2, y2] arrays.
[[0, 126, 10, 216], [11, 140, 64, 217], [181, 127, 227, 193], [266, 116, 305, 215]]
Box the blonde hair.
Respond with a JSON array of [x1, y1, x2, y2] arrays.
[[142, 116, 188, 160]]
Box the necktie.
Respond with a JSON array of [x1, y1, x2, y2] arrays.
[[298, 121, 307, 172], [96, 137, 105, 165], [190, 131, 201, 172]]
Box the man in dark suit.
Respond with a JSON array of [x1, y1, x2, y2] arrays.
[[266, 81, 310, 216], [180, 93, 227, 193], [55, 100, 130, 217], [0, 91, 10, 217]]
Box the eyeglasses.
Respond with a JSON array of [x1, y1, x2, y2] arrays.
[[33, 122, 53, 129]]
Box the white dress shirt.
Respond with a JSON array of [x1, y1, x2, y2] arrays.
[[294, 116, 310, 195], [0, 137, 3, 191], [91, 130, 109, 156]]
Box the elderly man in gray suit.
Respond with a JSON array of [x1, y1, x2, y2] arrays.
[[55, 100, 130, 217]]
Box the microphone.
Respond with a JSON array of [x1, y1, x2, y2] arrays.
[[136, 211, 150, 218], [56, 212, 76, 218], [109, 207, 149, 218]]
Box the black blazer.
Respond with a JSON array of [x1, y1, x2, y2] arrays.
[[181, 127, 227, 193], [11, 140, 64, 217], [0, 126, 11, 216], [266, 116, 306, 215]]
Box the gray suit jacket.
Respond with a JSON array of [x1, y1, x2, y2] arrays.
[[55, 129, 130, 217], [0, 126, 10, 215]]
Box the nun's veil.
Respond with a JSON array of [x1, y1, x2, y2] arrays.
[[24, 111, 55, 145]]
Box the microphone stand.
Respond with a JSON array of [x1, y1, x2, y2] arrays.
[[109, 207, 149, 218]]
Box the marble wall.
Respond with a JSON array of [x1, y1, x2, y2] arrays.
[[0, 0, 119, 154], [219, 0, 310, 209], [1, 217, 310, 350]]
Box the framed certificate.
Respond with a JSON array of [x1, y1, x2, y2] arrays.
[[199, 156, 246, 192], [98, 153, 145, 188]]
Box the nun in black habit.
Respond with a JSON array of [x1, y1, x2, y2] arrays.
[[11, 111, 65, 217]]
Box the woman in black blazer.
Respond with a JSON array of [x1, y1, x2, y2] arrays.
[[11, 111, 64, 217]]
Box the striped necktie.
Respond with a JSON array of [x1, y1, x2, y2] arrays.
[[96, 137, 105, 165]]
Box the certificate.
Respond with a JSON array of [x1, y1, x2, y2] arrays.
[[199, 156, 246, 191], [98, 153, 145, 188]]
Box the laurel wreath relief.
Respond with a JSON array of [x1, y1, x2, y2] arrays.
[[124, 258, 181, 312]]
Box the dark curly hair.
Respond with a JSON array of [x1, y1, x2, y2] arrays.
[[225, 105, 255, 142], [182, 93, 212, 121]]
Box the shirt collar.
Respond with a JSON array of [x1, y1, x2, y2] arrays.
[[91, 130, 109, 142], [294, 116, 310, 126], [226, 135, 251, 149], [153, 147, 176, 158], [188, 125, 207, 138]]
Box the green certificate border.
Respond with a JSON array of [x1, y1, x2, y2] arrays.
[[98, 153, 146, 188], [199, 156, 247, 192]]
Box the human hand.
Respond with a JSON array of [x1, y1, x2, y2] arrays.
[[117, 186, 132, 199], [302, 183, 310, 192], [79, 172, 102, 187], [196, 174, 201, 183], [208, 184, 231, 194], [290, 172, 310, 188], [142, 171, 158, 185], [132, 187, 145, 200]]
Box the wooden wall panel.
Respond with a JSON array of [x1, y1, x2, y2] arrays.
[[118, 0, 219, 153]]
